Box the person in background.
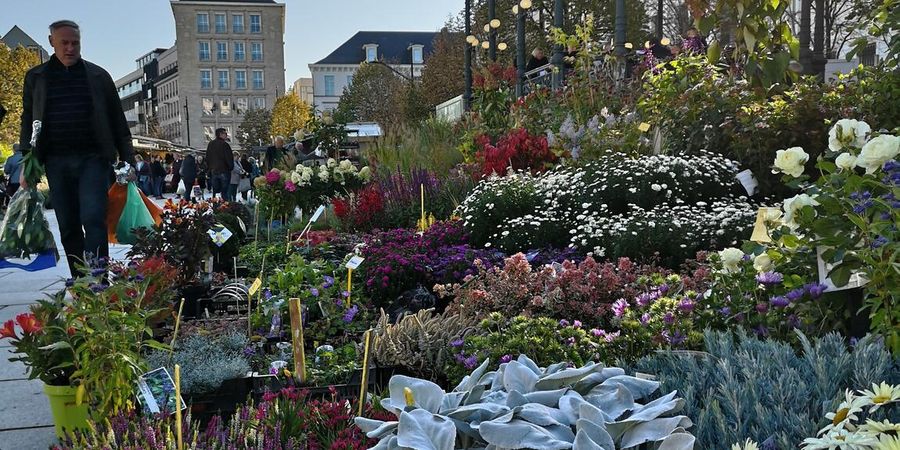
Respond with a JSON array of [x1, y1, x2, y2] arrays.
[[205, 128, 233, 199], [683, 27, 708, 55], [135, 154, 150, 194], [3, 144, 24, 207], [526, 48, 549, 74], [196, 155, 207, 195], [239, 153, 252, 200], [19, 20, 135, 276], [179, 153, 197, 202], [265, 136, 286, 171], [150, 155, 165, 199], [563, 43, 578, 71], [170, 154, 182, 194], [229, 151, 243, 202]]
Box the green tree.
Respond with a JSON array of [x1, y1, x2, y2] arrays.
[[237, 108, 272, 148], [421, 28, 466, 110], [270, 94, 312, 139], [0, 43, 41, 146], [336, 62, 406, 127]]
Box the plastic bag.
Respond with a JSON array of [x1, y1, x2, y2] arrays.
[[176, 179, 186, 195], [0, 187, 57, 259], [115, 182, 155, 245]]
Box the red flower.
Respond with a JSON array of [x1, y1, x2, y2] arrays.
[[0, 320, 16, 339], [66, 327, 76, 336], [15, 313, 42, 335]]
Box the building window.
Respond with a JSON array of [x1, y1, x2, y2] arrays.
[[197, 13, 209, 33], [234, 42, 245, 61], [250, 14, 261, 33], [251, 42, 263, 61], [412, 46, 424, 64], [200, 70, 212, 89], [215, 14, 226, 33], [217, 42, 227, 60], [324, 75, 335, 96], [252, 70, 264, 89], [254, 97, 266, 109], [232, 14, 244, 33], [204, 126, 216, 141], [235, 70, 247, 89], [220, 98, 231, 116], [236, 97, 248, 114], [366, 46, 377, 62], [218, 70, 230, 89], [346, 74, 353, 87], [202, 97, 214, 115], [199, 42, 210, 61]]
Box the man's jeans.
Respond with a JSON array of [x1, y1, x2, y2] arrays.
[[210, 173, 230, 199], [44, 154, 111, 278]]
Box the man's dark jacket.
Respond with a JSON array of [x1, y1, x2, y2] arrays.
[[206, 138, 233, 175], [19, 56, 135, 164], [179, 154, 198, 180]]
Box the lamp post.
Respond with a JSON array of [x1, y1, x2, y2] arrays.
[[550, 0, 565, 89], [614, 0, 627, 57], [514, 0, 532, 98], [488, 0, 497, 61], [464, 0, 472, 111]]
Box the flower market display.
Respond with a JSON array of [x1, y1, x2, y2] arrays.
[[2, 13, 899, 450]]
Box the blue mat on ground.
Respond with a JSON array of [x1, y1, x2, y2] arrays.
[[0, 250, 59, 271]]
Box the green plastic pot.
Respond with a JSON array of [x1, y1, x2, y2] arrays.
[[43, 383, 89, 439]]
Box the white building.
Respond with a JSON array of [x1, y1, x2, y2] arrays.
[[308, 31, 440, 113]]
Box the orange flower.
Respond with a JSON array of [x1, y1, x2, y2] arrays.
[[15, 313, 42, 335], [0, 320, 15, 339]]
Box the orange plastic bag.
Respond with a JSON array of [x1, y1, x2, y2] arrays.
[[107, 183, 162, 244]]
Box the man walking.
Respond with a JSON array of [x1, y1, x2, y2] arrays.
[[205, 128, 233, 199], [19, 20, 134, 277], [179, 153, 197, 202], [150, 155, 165, 198]]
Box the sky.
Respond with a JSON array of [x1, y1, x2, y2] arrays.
[[1, 0, 462, 83]]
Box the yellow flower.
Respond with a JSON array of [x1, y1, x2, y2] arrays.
[[861, 382, 900, 411], [731, 439, 759, 450], [875, 434, 900, 450]]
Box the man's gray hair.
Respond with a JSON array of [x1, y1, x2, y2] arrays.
[[274, 136, 285, 142], [49, 20, 80, 32]]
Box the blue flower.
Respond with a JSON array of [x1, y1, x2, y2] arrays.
[[322, 276, 334, 289], [786, 289, 805, 302], [264, 289, 273, 300], [719, 307, 731, 316], [89, 283, 108, 293], [559, 319, 570, 327], [342, 305, 359, 323], [871, 235, 889, 249], [64, 278, 75, 287], [309, 288, 319, 297], [450, 338, 464, 347], [90, 268, 106, 277], [804, 283, 827, 299], [755, 271, 783, 286], [770, 296, 790, 308]]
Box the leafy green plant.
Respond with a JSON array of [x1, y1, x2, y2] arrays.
[[630, 330, 898, 450]]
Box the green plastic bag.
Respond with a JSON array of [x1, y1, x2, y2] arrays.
[[116, 182, 155, 245]]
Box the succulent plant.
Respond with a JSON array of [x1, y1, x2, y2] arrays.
[[355, 355, 695, 449], [372, 309, 478, 382]]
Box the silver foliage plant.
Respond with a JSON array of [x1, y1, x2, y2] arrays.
[[355, 355, 696, 449]]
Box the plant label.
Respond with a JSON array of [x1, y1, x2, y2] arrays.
[[311, 205, 326, 222], [735, 169, 758, 196], [136, 367, 185, 415], [345, 256, 364, 270], [207, 224, 233, 247], [816, 246, 868, 292], [248, 277, 262, 296]]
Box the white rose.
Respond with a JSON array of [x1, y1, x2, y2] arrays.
[[855, 134, 900, 174], [772, 147, 809, 178], [718, 247, 744, 273], [834, 152, 857, 171], [783, 193, 820, 229], [753, 253, 774, 273], [327, 158, 337, 168], [828, 119, 871, 151], [358, 166, 372, 181]]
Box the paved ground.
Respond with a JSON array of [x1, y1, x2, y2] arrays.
[[0, 193, 184, 450]]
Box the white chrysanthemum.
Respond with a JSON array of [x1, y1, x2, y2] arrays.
[[804, 428, 879, 449], [731, 439, 759, 450]]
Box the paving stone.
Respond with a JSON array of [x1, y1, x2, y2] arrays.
[[0, 304, 35, 324], [0, 379, 53, 429], [0, 350, 29, 381], [0, 426, 58, 450]]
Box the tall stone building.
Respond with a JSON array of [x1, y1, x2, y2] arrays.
[[170, 0, 286, 148]]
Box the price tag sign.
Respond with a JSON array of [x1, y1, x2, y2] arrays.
[[207, 224, 233, 247], [310, 204, 326, 222], [345, 256, 365, 270], [248, 277, 262, 296]]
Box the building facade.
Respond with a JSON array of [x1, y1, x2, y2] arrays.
[[308, 31, 439, 113], [115, 48, 167, 137], [170, 0, 286, 148], [1, 25, 49, 63], [292, 77, 314, 106]]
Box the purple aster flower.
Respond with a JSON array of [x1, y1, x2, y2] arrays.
[[640, 313, 651, 325], [787, 314, 801, 328], [804, 283, 827, 299], [463, 355, 478, 370], [500, 354, 513, 363], [590, 328, 603, 337], [269, 367, 278, 375], [322, 276, 334, 289], [755, 271, 784, 286], [612, 299, 628, 317], [264, 289, 273, 300], [572, 320, 582, 329], [309, 288, 319, 297], [770, 296, 790, 308], [559, 319, 570, 327], [636, 292, 653, 307], [342, 290, 350, 298], [243, 346, 256, 357], [603, 331, 620, 342], [450, 338, 464, 347], [663, 312, 675, 324], [662, 330, 686, 346], [754, 325, 769, 337], [658, 284, 670, 295], [678, 299, 695, 312], [786, 289, 805, 302], [719, 307, 731, 316], [89, 283, 108, 293], [342, 305, 359, 323], [90, 268, 106, 277]]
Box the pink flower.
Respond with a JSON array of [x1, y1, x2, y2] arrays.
[[284, 181, 297, 192], [265, 170, 281, 185]]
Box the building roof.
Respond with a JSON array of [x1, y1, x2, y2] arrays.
[[313, 31, 441, 65], [0, 25, 49, 61]]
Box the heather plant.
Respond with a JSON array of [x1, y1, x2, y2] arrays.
[[630, 330, 899, 450]]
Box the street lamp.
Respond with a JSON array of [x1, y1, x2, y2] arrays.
[[514, 0, 532, 98]]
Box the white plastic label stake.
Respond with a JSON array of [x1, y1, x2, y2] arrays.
[[310, 205, 326, 222], [345, 256, 365, 270]]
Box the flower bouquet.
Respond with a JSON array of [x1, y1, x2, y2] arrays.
[[0, 120, 58, 268]]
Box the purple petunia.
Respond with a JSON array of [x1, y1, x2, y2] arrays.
[[342, 305, 359, 323], [755, 271, 784, 286]]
